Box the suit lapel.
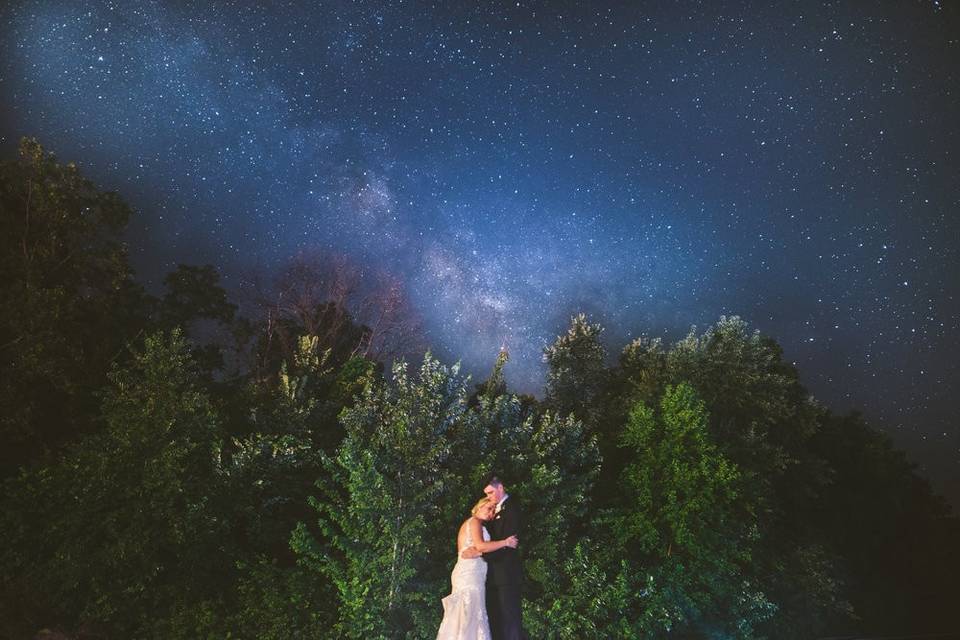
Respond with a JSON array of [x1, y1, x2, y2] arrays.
[[493, 499, 507, 536]]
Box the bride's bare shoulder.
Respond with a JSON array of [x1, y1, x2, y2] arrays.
[[458, 517, 479, 536]]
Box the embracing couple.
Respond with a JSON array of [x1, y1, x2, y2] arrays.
[[436, 474, 527, 640]]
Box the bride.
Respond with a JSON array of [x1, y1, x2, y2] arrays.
[[436, 497, 518, 640]]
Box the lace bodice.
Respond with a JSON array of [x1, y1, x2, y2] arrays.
[[459, 518, 491, 553]]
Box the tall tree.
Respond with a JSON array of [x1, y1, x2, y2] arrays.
[[664, 316, 819, 480], [613, 383, 772, 637], [613, 317, 851, 636], [156, 263, 240, 377], [0, 331, 226, 638], [482, 401, 601, 635], [292, 354, 479, 638], [159, 263, 237, 329], [543, 313, 607, 430], [661, 317, 849, 636], [211, 334, 362, 639], [618, 334, 668, 408], [0, 138, 150, 475], [809, 411, 960, 636]]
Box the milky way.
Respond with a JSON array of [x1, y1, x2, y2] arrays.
[[1, 1, 957, 504]]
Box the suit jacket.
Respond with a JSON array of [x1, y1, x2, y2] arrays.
[[484, 495, 522, 586]]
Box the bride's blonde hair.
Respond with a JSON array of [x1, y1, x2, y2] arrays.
[[471, 497, 491, 516]]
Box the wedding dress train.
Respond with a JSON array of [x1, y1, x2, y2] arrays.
[[436, 523, 491, 640]]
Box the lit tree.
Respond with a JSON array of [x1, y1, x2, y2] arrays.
[[661, 317, 846, 636], [604, 383, 772, 637], [292, 354, 479, 638], [476, 352, 602, 635], [543, 313, 607, 430]]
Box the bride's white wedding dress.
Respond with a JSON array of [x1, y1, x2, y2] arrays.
[[436, 520, 491, 640]]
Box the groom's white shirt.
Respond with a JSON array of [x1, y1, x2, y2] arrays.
[[494, 493, 509, 515]]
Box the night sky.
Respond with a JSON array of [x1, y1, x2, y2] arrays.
[[1, 1, 957, 506]]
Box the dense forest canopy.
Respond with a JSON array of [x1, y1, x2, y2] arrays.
[[1, 141, 957, 638]]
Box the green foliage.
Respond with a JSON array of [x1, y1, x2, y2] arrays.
[[278, 334, 332, 408], [475, 390, 601, 631], [0, 330, 226, 638], [619, 334, 668, 406], [532, 542, 635, 639], [250, 298, 370, 390], [620, 384, 741, 556], [1, 140, 957, 638], [544, 313, 607, 428], [293, 349, 602, 638], [479, 348, 509, 399], [619, 316, 851, 636], [664, 316, 817, 477], [293, 354, 478, 638], [0, 138, 150, 475], [220, 332, 358, 566], [226, 558, 332, 639], [612, 383, 773, 637]]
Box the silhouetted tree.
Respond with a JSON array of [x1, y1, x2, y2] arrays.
[[242, 252, 421, 386], [0, 331, 227, 638], [0, 138, 150, 476], [809, 411, 960, 636]]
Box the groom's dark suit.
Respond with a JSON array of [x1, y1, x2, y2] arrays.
[[484, 496, 526, 640]]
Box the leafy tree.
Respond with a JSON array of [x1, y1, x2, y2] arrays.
[[226, 557, 331, 639], [543, 313, 607, 429], [0, 331, 226, 638], [664, 316, 818, 478], [224, 335, 373, 562], [534, 542, 636, 639], [292, 354, 479, 638], [197, 334, 375, 638], [622, 317, 847, 636], [159, 264, 237, 329], [619, 334, 668, 407], [157, 263, 239, 376], [478, 348, 509, 400], [496, 407, 601, 634], [0, 138, 150, 475], [809, 411, 960, 636], [603, 383, 773, 638]]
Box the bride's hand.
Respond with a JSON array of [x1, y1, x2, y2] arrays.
[[504, 535, 519, 549]]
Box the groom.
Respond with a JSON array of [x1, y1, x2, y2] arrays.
[[482, 473, 527, 640]]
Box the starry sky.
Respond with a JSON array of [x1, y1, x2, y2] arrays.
[[1, 1, 957, 506]]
